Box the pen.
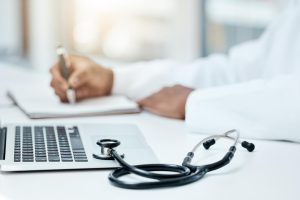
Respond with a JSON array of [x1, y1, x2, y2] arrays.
[[56, 45, 76, 104]]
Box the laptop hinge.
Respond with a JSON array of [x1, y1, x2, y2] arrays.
[[0, 127, 7, 160]]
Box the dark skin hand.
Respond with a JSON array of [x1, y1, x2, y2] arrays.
[[138, 84, 194, 120]]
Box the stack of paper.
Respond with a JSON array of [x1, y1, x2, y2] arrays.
[[7, 86, 140, 119]]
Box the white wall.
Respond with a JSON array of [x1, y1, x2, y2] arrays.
[[168, 0, 202, 61], [27, 0, 62, 71], [0, 0, 22, 56], [25, 0, 202, 69]]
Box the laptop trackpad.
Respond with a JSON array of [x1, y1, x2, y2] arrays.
[[78, 124, 158, 165]]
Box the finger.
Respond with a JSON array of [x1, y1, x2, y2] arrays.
[[137, 91, 162, 107], [75, 86, 92, 101], [68, 69, 89, 89], [138, 93, 183, 119], [68, 55, 83, 72], [54, 90, 68, 103], [142, 103, 183, 119], [50, 64, 63, 80], [141, 103, 176, 118], [142, 106, 164, 116], [50, 64, 69, 90], [137, 96, 154, 108], [52, 86, 67, 100], [50, 78, 68, 93], [51, 78, 69, 102]]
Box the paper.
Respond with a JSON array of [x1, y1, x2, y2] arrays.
[[0, 62, 50, 107], [0, 90, 13, 107], [7, 86, 140, 119], [0, 82, 14, 107]]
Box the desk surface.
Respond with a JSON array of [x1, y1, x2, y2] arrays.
[[0, 64, 299, 200]]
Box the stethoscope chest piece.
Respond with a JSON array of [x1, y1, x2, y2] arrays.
[[93, 139, 124, 160]]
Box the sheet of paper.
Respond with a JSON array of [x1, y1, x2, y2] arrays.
[[0, 62, 49, 107], [0, 90, 13, 107], [8, 85, 140, 119]]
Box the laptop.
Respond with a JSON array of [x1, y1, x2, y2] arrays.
[[0, 123, 158, 172]]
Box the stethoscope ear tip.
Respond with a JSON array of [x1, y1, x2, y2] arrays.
[[203, 139, 216, 150], [241, 141, 255, 152]]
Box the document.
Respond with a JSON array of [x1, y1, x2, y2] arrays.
[[0, 90, 13, 107], [7, 86, 140, 119], [0, 81, 14, 107]]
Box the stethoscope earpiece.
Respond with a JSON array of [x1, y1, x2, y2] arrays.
[[241, 141, 255, 152], [203, 139, 216, 150], [204, 138, 255, 152]]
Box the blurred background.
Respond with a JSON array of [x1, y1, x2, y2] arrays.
[[0, 0, 284, 71]]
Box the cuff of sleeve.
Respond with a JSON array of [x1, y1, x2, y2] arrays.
[[184, 78, 300, 142], [111, 66, 135, 96], [111, 60, 177, 100], [185, 80, 265, 134]]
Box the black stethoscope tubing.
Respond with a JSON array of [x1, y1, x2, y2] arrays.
[[109, 164, 207, 189], [108, 147, 234, 189], [94, 130, 255, 189]]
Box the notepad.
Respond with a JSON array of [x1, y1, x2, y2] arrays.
[[7, 86, 140, 119], [0, 90, 13, 106]]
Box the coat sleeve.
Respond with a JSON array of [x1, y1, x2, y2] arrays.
[[110, 35, 269, 101], [111, 3, 288, 100], [111, 60, 180, 100], [167, 5, 291, 89], [185, 75, 300, 142]]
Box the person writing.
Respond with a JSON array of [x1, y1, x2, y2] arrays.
[[50, 0, 300, 142]]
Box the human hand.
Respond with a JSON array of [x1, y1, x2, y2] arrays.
[[50, 55, 113, 102], [138, 84, 194, 119]]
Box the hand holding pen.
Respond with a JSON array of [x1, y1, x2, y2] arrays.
[[50, 51, 192, 119], [50, 49, 114, 103]]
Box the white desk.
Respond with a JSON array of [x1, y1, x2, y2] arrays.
[[0, 64, 299, 200]]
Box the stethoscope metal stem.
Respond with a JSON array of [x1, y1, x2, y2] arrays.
[[191, 129, 239, 153]]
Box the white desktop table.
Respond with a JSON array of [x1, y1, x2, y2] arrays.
[[0, 64, 299, 200]]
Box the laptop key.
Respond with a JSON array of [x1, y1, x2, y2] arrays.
[[74, 159, 88, 162], [16, 125, 88, 163], [36, 158, 47, 162], [23, 158, 34, 162]]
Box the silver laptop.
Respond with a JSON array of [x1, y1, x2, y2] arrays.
[[0, 123, 158, 172]]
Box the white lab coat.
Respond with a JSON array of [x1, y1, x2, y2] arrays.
[[112, 0, 300, 142]]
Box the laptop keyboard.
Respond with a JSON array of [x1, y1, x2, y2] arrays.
[[14, 126, 88, 163]]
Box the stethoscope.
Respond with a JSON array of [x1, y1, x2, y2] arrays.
[[93, 129, 255, 189]]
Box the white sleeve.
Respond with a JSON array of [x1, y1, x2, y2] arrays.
[[110, 3, 290, 100], [167, 3, 291, 89], [185, 75, 300, 142], [111, 34, 269, 101], [111, 60, 179, 100]]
